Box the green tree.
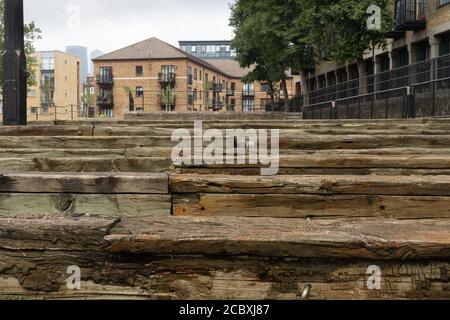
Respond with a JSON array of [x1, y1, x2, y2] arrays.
[[311, 0, 394, 93], [0, 0, 42, 89], [230, 0, 314, 111]]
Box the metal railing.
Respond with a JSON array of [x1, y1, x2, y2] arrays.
[[303, 54, 450, 119]]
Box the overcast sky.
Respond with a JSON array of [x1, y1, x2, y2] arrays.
[[24, 0, 235, 55]]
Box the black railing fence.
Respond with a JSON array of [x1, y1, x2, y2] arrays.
[[24, 104, 84, 121], [114, 90, 303, 115], [303, 54, 450, 119]]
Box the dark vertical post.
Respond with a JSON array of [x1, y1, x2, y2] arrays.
[[3, 0, 27, 125]]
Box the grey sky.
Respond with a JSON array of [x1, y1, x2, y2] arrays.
[[24, 0, 234, 54]]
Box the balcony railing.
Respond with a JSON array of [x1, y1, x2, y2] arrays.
[[158, 72, 176, 84], [226, 88, 235, 96], [40, 80, 55, 89], [97, 95, 114, 108], [212, 82, 224, 92], [242, 89, 255, 97], [96, 75, 114, 86], [158, 95, 176, 105], [395, 0, 427, 31]]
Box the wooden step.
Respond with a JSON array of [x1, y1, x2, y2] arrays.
[[2, 216, 449, 299], [0, 157, 173, 173], [171, 175, 450, 218], [0, 135, 449, 150], [170, 175, 450, 195], [0, 173, 170, 218], [0, 172, 168, 194], [106, 216, 450, 260]]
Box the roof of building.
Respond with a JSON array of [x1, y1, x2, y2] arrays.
[[93, 37, 228, 76], [206, 59, 255, 78]]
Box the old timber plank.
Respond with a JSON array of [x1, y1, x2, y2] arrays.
[[0, 217, 119, 251], [106, 216, 450, 260], [0, 172, 168, 194], [170, 175, 450, 196], [0, 193, 170, 218], [172, 194, 450, 219], [0, 157, 173, 173]]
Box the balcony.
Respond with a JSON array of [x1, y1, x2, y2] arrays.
[[226, 88, 235, 96], [97, 95, 114, 108], [212, 82, 224, 92], [158, 95, 176, 106], [40, 80, 55, 90], [158, 72, 176, 85], [395, 0, 427, 32], [385, 30, 406, 40], [242, 89, 255, 97], [96, 75, 114, 86]]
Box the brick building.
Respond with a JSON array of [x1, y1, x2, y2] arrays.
[[93, 37, 295, 118]]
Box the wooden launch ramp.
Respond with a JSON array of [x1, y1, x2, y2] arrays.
[[0, 114, 449, 299]]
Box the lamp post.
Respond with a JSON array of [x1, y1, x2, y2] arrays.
[[3, 0, 27, 125]]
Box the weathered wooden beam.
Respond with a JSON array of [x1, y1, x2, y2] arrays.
[[173, 194, 450, 219], [0, 172, 169, 194], [170, 175, 450, 196], [0, 157, 174, 173], [106, 216, 450, 260]]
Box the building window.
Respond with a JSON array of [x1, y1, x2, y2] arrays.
[[193, 89, 198, 101], [28, 90, 37, 98], [260, 83, 271, 93], [191, 46, 197, 53], [439, 0, 450, 7], [136, 66, 143, 77], [90, 87, 95, 95], [440, 35, 450, 56], [41, 57, 55, 70], [30, 107, 37, 114], [243, 83, 254, 95], [136, 87, 144, 97], [41, 105, 49, 114], [243, 99, 255, 112], [161, 65, 176, 75], [194, 68, 198, 81], [199, 71, 202, 81]]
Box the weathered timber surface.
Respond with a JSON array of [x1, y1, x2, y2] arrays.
[[106, 216, 450, 260], [0, 193, 170, 218], [1, 135, 450, 150], [0, 217, 449, 299], [0, 217, 118, 251], [0, 157, 174, 173], [0, 172, 168, 194], [181, 167, 450, 176], [182, 155, 450, 170], [172, 194, 450, 219], [0, 148, 126, 158], [170, 175, 450, 196], [1, 255, 449, 299], [0, 125, 94, 136]]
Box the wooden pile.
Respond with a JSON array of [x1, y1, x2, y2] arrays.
[[0, 116, 449, 299]]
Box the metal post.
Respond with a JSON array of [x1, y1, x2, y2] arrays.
[[3, 0, 27, 125]]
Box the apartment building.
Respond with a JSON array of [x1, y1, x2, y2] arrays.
[[299, 0, 450, 113], [92, 37, 296, 118], [26, 51, 81, 121]]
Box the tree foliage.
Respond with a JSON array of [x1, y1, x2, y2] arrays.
[[230, 0, 395, 102], [0, 0, 42, 88], [230, 0, 315, 109]]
